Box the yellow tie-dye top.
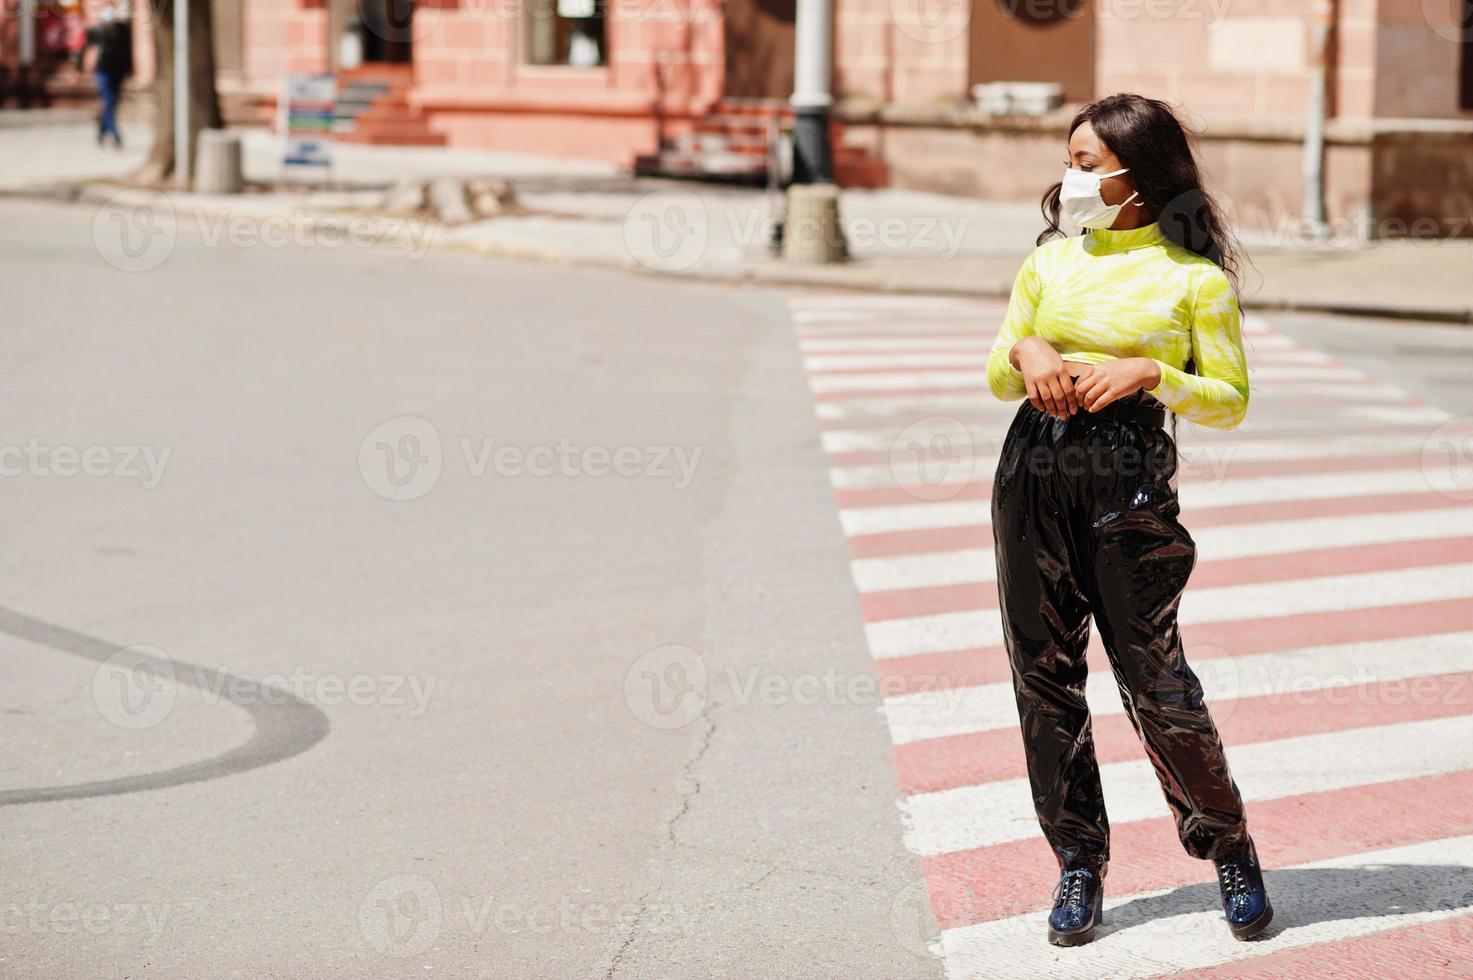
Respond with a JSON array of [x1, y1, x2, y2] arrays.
[[985, 220, 1250, 429]]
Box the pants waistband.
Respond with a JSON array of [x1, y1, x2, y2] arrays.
[[1089, 394, 1167, 428]]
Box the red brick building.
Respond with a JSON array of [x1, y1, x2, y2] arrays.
[[4, 0, 1471, 233]]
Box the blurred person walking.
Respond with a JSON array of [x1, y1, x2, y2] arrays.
[[985, 93, 1272, 948], [78, 5, 132, 148]]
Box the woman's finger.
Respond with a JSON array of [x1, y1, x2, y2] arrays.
[[1059, 373, 1080, 414], [1025, 378, 1044, 414], [1074, 373, 1098, 408], [1089, 384, 1122, 411], [1043, 378, 1068, 420]]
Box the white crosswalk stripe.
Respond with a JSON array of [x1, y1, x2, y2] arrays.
[[883, 630, 1473, 745], [900, 713, 1473, 856], [939, 835, 1473, 979]]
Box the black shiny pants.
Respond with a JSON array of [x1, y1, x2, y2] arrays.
[[990, 396, 1250, 879]]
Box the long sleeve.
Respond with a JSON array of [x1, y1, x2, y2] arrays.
[[986, 248, 1042, 402], [1144, 266, 1250, 429]]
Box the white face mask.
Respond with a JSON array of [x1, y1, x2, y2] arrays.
[[1059, 165, 1140, 229]]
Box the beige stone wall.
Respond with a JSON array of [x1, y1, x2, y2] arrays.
[[1372, 0, 1473, 117], [1094, 0, 1321, 118], [835, 0, 972, 104], [241, 0, 328, 94]]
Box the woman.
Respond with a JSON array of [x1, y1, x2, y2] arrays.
[[984, 93, 1271, 947]]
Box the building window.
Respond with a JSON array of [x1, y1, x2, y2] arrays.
[[526, 0, 607, 67], [1461, 0, 1473, 109]]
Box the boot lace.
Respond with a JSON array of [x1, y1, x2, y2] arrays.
[[1217, 859, 1248, 898], [1053, 868, 1092, 910]]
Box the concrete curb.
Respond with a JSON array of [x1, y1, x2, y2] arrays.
[[15, 179, 1473, 325], [442, 234, 1473, 324]]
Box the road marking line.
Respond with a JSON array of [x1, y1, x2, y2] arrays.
[[939, 835, 1473, 979], [901, 714, 1473, 856], [865, 562, 1473, 659], [882, 630, 1473, 745]]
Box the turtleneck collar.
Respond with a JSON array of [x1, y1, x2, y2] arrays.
[[1085, 220, 1167, 252]]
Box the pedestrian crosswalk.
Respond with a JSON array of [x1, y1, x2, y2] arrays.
[[789, 293, 1473, 976]]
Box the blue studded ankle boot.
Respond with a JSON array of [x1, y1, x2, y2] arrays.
[[1214, 837, 1273, 940], [1047, 867, 1104, 946]]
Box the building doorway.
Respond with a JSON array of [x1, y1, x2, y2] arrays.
[[360, 0, 414, 63]]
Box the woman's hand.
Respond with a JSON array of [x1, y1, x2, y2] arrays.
[[1011, 337, 1082, 420], [1074, 358, 1163, 412]]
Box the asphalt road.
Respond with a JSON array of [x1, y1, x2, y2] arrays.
[[5, 194, 1472, 978], [0, 197, 937, 978]]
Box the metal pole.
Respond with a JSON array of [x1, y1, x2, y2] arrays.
[[174, 0, 191, 189], [790, 0, 833, 184], [19, 0, 35, 66], [1301, 0, 1332, 239], [328, 0, 342, 73]]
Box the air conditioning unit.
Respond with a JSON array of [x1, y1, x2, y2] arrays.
[[972, 82, 1063, 116]]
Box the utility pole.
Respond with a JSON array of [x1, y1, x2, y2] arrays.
[[782, 0, 845, 263], [19, 0, 35, 67], [174, 0, 191, 189], [1301, 0, 1334, 239], [790, 0, 834, 184]]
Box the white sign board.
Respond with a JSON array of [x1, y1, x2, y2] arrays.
[[279, 74, 335, 172]]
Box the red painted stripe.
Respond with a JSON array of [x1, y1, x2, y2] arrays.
[[803, 347, 994, 358], [1186, 491, 1471, 529], [807, 363, 995, 376], [921, 767, 1473, 931], [796, 334, 993, 344], [858, 537, 1473, 622], [824, 424, 1429, 463], [815, 385, 994, 402], [831, 454, 1427, 509], [894, 670, 1473, 797], [848, 525, 993, 559], [843, 489, 1471, 560], [873, 597, 1473, 697], [1174, 916, 1473, 978]]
